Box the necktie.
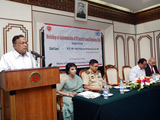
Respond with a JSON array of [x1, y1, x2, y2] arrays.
[[151, 67, 154, 73]]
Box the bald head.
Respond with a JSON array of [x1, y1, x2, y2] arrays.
[[148, 57, 156, 67]]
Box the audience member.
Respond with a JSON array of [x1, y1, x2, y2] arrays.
[[57, 63, 84, 120], [145, 57, 159, 76], [129, 58, 147, 81]]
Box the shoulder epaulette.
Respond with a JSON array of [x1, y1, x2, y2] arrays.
[[85, 70, 90, 74], [97, 70, 100, 73]]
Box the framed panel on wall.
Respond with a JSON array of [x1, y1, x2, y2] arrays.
[[74, 0, 88, 21]]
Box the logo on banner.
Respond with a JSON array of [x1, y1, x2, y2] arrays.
[[95, 31, 100, 36], [47, 26, 52, 31], [30, 72, 41, 85]]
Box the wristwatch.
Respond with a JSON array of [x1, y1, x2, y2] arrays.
[[66, 93, 69, 96]]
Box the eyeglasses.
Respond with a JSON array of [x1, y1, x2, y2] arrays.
[[151, 62, 156, 65], [16, 42, 28, 45], [142, 63, 147, 66]]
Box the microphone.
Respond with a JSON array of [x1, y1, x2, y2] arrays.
[[31, 51, 45, 59], [48, 63, 52, 67]]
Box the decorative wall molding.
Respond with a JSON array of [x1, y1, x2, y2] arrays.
[[136, 7, 160, 24], [3, 23, 28, 53], [10, 0, 160, 24], [88, 3, 134, 24], [127, 36, 136, 66], [10, 0, 74, 12], [137, 35, 153, 59], [115, 35, 126, 68], [10, 0, 134, 24]]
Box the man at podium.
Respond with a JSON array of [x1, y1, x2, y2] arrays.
[[0, 35, 39, 72]]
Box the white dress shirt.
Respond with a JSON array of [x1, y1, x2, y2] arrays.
[[129, 65, 146, 81], [0, 50, 39, 72]]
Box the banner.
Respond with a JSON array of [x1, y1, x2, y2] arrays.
[[44, 23, 103, 68]]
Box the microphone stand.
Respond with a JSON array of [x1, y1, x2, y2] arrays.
[[29, 51, 34, 68], [35, 56, 38, 67], [31, 51, 45, 67]]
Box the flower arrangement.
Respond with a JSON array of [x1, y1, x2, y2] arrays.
[[129, 76, 157, 91]]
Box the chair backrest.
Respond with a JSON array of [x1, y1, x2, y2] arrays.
[[122, 66, 131, 83], [79, 69, 88, 78], [57, 71, 65, 119], [59, 71, 66, 80], [104, 65, 119, 85], [0, 89, 1, 109], [56, 71, 67, 91]]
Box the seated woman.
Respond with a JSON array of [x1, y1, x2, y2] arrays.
[[57, 63, 84, 120]]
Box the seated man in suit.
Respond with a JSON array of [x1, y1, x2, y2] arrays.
[[129, 58, 147, 81], [82, 59, 110, 91], [145, 57, 159, 76]]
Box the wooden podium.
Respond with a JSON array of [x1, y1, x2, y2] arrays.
[[0, 67, 60, 120]]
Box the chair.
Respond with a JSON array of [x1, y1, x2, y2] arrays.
[[0, 89, 1, 119], [56, 71, 66, 120], [122, 66, 131, 83], [56, 93, 63, 120], [104, 65, 119, 85], [79, 69, 88, 78]]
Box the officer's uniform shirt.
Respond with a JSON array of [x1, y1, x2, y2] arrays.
[[82, 69, 105, 88]]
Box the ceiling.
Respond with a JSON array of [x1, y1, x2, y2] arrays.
[[90, 0, 160, 12]]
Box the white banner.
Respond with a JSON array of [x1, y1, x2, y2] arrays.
[[44, 23, 103, 68]]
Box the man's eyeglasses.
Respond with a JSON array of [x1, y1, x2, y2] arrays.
[[151, 62, 156, 65], [16, 42, 28, 45], [142, 63, 147, 66]]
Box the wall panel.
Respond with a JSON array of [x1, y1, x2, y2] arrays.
[[126, 35, 136, 67], [114, 33, 125, 78], [0, 0, 31, 21], [137, 33, 154, 61], [0, 20, 32, 57], [155, 31, 160, 71], [32, 9, 114, 67]]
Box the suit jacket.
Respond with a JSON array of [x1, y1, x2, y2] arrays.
[[77, 11, 86, 19], [145, 64, 159, 76]]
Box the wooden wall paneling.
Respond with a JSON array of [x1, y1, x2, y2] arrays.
[[9, 0, 160, 25], [10, 0, 134, 24], [136, 6, 160, 24]]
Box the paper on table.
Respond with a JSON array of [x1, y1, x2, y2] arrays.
[[120, 89, 130, 92], [114, 85, 130, 89], [114, 86, 120, 89], [77, 91, 101, 99], [102, 93, 113, 97]]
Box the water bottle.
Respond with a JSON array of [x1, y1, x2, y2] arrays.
[[119, 80, 124, 94], [152, 73, 156, 81], [103, 83, 108, 99]]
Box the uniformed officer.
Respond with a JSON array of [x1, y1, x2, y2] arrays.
[[82, 59, 106, 91]]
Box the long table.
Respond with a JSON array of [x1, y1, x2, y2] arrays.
[[72, 84, 160, 120]]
